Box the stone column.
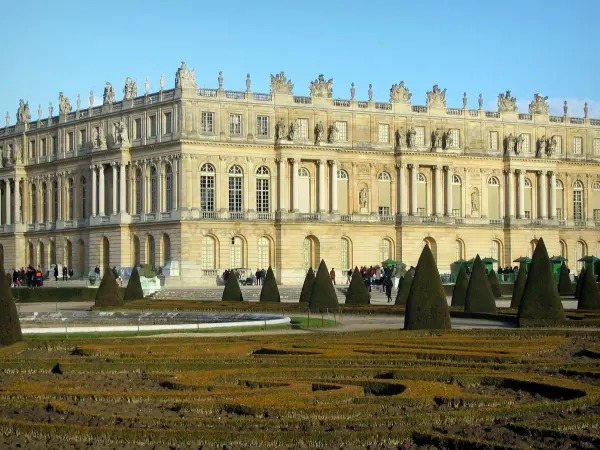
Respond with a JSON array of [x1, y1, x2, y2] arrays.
[[98, 165, 105, 216], [330, 160, 338, 213], [56, 176, 62, 221], [290, 158, 299, 212], [276, 158, 287, 212], [119, 163, 126, 213], [506, 169, 515, 218], [549, 171, 556, 219], [517, 169, 525, 218], [444, 166, 453, 216], [91, 165, 97, 217], [397, 164, 405, 215], [112, 163, 118, 215], [317, 159, 326, 212], [433, 165, 442, 216], [172, 160, 178, 210], [539, 170, 547, 219], [409, 164, 418, 215], [5, 180, 11, 225], [15, 179, 21, 223]]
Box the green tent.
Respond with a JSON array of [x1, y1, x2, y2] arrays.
[[450, 259, 468, 282], [578, 256, 600, 275], [481, 257, 498, 274], [550, 256, 568, 281]]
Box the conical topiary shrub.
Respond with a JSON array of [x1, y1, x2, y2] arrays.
[[123, 266, 144, 301], [222, 273, 243, 302], [557, 263, 574, 296], [309, 260, 340, 313], [577, 268, 600, 310], [345, 267, 369, 305], [404, 245, 451, 330], [94, 268, 124, 307], [0, 265, 22, 346], [5, 272, 12, 287], [488, 269, 502, 298], [259, 266, 280, 302], [395, 272, 413, 306], [518, 238, 565, 327], [450, 264, 468, 307], [510, 264, 527, 308], [299, 267, 315, 303], [464, 255, 497, 314], [575, 268, 587, 300]]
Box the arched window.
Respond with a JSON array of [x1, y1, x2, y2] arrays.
[[337, 170, 349, 214], [146, 235, 155, 268], [256, 166, 270, 213], [455, 239, 465, 261], [298, 167, 310, 177], [68, 178, 75, 220], [488, 176, 500, 185], [298, 167, 311, 213], [380, 238, 392, 262], [200, 163, 215, 212], [81, 177, 87, 219], [31, 184, 37, 223], [378, 172, 391, 181], [491, 240, 501, 270], [576, 240, 586, 271], [135, 168, 143, 214], [165, 165, 173, 211], [487, 176, 501, 219], [452, 175, 461, 184], [452, 175, 462, 216], [228, 165, 243, 213], [416, 173, 427, 216], [53, 181, 59, 221], [560, 240, 567, 258], [573, 180, 584, 221], [378, 172, 391, 215], [417, 173, 426, 183], [201, 235, 216, 270], [42, 182, 47, 222], [302, 236, 320, 270], [556, 179, 564, 219], [524, 178, 533, 219], [337, 170, 348, 180], [161, 234, 171, 266], [258, 236, 271, 269], [524, 178, 532, 187], [528, 239, 538, 259], [150, 166, 158, 213], [230, 236, 244, 267], [423, 237, 437, 263], [593, 182, 600, 222], [341, 237, 351, 270]]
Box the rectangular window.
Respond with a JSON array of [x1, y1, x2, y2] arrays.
[[593, 138, 600, 156], [149, 115, 157, 137], [229, 114, 242, 135], [200, 175, 215, 211], [378, 206, 390, 215], [555, 135, 562, 154], [415, 126, 425, 146], [450, 128, 460, 148], [335, 121, 347, 141], [573, 136, 583, 155], [256, 178, 270, 213], [556, 208, 562, 220], [67, 132, 74, 151], [257, 115, 269, 137], [228, 176, 243, 212], [51, 136, 57, 156], [134, 118, 142, 139], [489, 131, 499, 150], [41, 138, 47, 157], [79, 129, 86, 148], [201, 112, 214, 133], [164, 112, 172, 134], [378, 124, 389, 143], [29, 140, 36, 159], [524, 210, 531, 219], [297, 118, 309, 140]]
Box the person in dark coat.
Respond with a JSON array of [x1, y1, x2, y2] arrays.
[[54, 265, 59, 281], [384, 276, 393, 303]]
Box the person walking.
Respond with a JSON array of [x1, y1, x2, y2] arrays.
[[54, 265, 59, 281], [346, 268, 352, 284], [329, 268, 336, 285], [384, 276, 393, 303], [62, 265, 68, 281]]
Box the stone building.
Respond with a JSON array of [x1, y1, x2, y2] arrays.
[[0, 63, 599, 284]]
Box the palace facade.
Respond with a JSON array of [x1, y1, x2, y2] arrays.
[[0, 64, 599, 284]]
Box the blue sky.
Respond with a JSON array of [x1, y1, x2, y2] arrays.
[[2, 0, 599, 122]]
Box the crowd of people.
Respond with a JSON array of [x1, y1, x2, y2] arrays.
[[343, 265, 405, 303]]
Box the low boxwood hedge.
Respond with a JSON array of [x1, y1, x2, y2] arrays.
[[12, 287, 127, 303]]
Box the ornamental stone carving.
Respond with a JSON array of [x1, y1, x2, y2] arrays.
[[547, 136, 557, 156], [407, 127, 416, 148], [174, 61, 198, 89], [309, 74, 333, 98], [287, 121, 295, 140], [314, 121, 324, 143], [58, 92, 72, 116], [123, 77, 138, 100], [4, 112, 9, 127], [426, 84, 447, 108], [394, 128, 403, 149], [431, 129, 441, 148], [389, 81, 412, 104], [529, 93, 549, 115], [443, 129, 453, 149], [504, 133, 516, 155], [359, 188, 368, 208], [103, 82, 115, 105], [114, 118, 129, 145], [327, 123, 338, 143], [16, 100, 31, 124], [37, 104, 42, 121], [536, 135, 547, 157], [275, 120, 286, 141], [497, 90, 517, 112], [270, 72, 293, 95], [478, 94, 483, 110], [515, 134, 525, 155]]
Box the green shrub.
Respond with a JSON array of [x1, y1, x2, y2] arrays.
[[0, 266, 22, 346], [404, 245, 451, 330], [222, 273, 243, 302], [450, 264, 468, 307], [123, 266, 144, 301], [395, 271, 413, 306], [299, 267, 315, 303], [575, 268, 587, 300], [345, 267, 369, 305], [5, 273, 11, 286], [308, 260, 340, 313], [94, 270, 124, 307], [510, 265, 527, 308], [558, 262, 574, 296], [137, 264, 157, 278], [518, 238, 565, 327], [12, 287, 126, 303], [464, 255, 497, 314], [487, 269, 502, 298], [577, 267, 600, 310], [259, 266, 280, 303]]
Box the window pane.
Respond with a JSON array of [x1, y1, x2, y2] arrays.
[[228, 176, 243, 212], [201, 112, 214, 132], [200, 175, 215, 211], [256, 178, 270, 212], [378, 124, 389, 143]]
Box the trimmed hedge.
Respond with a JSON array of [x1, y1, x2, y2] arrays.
[[94, 270, 124, 307], [123, 266, 144, 301], [259, 266, 280, 303], [577, 267, 600, 310], [404, 245, 451, 330], [395, 271, 413, 306], [557, 263, 574, 296], [517, 238, 565, 327], [299, 267, 315, 303], [450, 264, 468, 307], [222, 273, 243, 302], [12, 287, 127, 303], [464, 255, 497, 314], [345, 267, 369, 305], [0, 266, 22, 346], [308, 260, 340, 313], [510, 265, 527, 308], [575, 268, 587, 300], [487, 269, 502, 298]]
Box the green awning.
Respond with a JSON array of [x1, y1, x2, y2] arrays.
[[513, 257, 532, 263]]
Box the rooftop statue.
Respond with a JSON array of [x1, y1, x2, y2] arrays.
[[314, 121, 324, 144], [58, 92, 72, 116], [529, 93, 549, 115], [103, 82, 115, 105], [389, 81, 412, 104], [37, 104, 42, 121], [309, 74, 333, 98], [407, 127, 416, 148], [89, 91, 94, 108], [327, 123, 338, 143], [114, 118, 129, 145], [270, 71, 293, 95], [16, 99, 31, 124], [174, 61, 198, 89], [145, 78, 150, 96], [504, 133, 516, 155], [160, 73, 165, 91], [546, 136, 557, 157], [4, 111, 9, 127], [426, 84, 447, 108], [497, 90, 517, 112], [123, 77, 138, 100], [246, 73, 251, 91], [536, 135, 547, 158]]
